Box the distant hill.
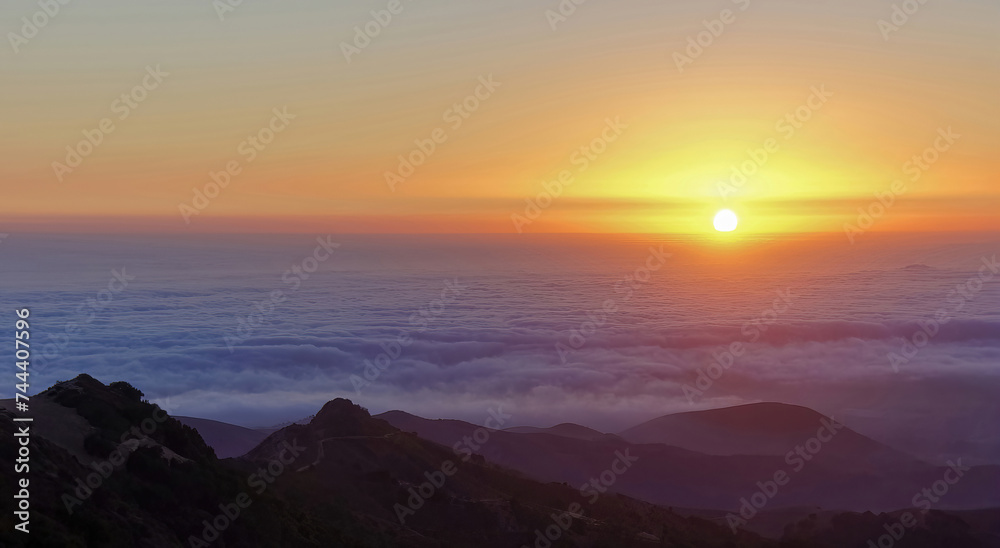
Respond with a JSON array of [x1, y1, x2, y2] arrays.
[[0, 375, 784, 547], [379, 403, 1000, 513], [504, 422, 623, 442], [8, 376, 994, 547], [174, 416, 267, 458], [619, 402, 916, 469]]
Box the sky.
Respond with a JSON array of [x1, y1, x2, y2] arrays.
[[1, 0, 998, 234]]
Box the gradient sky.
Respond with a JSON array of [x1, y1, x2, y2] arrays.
[[1, 0, 997, 233]]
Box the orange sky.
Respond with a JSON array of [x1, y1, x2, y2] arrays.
[[1, 0, 997, 234]]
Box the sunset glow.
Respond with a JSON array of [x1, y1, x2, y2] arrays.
[[2, 1, 998, 235]]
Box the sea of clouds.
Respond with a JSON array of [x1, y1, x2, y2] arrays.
[[1, 233, 997, 464]]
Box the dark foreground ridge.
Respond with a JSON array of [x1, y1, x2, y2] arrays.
[[0, 375, 996, 547]]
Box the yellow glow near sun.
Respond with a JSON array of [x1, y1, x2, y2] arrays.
[[713, 209, 738, 232]]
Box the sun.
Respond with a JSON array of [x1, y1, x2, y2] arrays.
[[713, 209, 738, 232]]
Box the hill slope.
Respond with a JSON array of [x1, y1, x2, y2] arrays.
[[0, 375, 782, 547], [504, 422, 623, 442], [619, 402, 913, 467], [378, 405, 1000, 512]]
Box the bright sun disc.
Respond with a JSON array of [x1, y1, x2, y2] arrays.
[[713, 209, 738, 232]]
